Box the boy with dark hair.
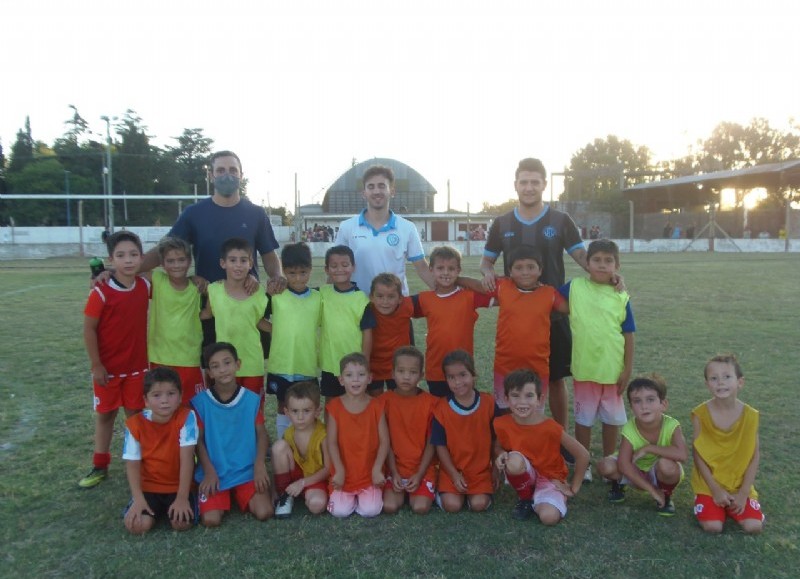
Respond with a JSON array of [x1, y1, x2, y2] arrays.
[[265, 242, 322, 438], [192, 342, 273, 526], [413, 246, 492, 396], [368, 273, 415, 394], [122, 367, 198, 534], [202, 237, 270, 396], [597, 375, 687, 514], [318, 245, 375, 399], [558, 239, 635, 481], [80, 231, 150, 488], [148, 236, 204, 405], [494, 369, 589, 525]]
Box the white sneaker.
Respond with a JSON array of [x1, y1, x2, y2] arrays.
[[275, 493, 294, 518], [583, 464, 593, 483]]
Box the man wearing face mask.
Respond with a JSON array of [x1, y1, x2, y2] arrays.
[[139, 150, 284, 285]]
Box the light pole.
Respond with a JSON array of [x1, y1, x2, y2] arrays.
[[204, 165, 210, 197], [100, 115, 115, 231], [64, 170, 71, 226]]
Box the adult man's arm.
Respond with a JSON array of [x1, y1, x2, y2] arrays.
[[568, 247, 588, 272], [412, 258, 435, 289], [479, 255, 498, 291], [262, 251, 287, 294]]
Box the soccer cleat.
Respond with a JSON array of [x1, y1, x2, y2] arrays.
[[275, 493, 294, 519], [511, 499, 534, 521], [583, 464, 593, 483], [78, 467, 108, 489], [657, 496, 675, 516], [608, 481, 626, 503]]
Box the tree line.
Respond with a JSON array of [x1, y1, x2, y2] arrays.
[[483, 118, 800, 214]]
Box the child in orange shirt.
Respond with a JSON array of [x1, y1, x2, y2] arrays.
[[382, 346, 437, 515], [368, 273, 415, 395], [431, 350, 497, 512], [326, 353, 390, 518], [494, 369, 589, 525], [413, 247, 492, 397]]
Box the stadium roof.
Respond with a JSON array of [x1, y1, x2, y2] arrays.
[[325, 157, 437, 195], [623, 159, 800, 211]]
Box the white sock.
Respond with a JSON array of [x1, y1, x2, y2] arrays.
[[276, 414, 291, 441]]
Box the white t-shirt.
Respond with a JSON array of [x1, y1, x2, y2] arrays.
[[335, 210, 425, 296]]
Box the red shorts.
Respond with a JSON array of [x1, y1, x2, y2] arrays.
[[384, 475, 436, 500], [150, 363, 205, 406], [93, 372, 146, 413], [290, 464, 327, 494], [694, 494, 764, 523], [198, 481, 257, 515], [239, 376, 265, 397]]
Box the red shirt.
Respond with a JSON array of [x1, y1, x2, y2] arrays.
[[493, 414, 567, 480], [381, 389, 437, 481], [414, 288, 492, 381], [493, 279, 564, 378], [84, 276, 150, 375], [370, 297, 414, 380], [327, 396, 385, 492]]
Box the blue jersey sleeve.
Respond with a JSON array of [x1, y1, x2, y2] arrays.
[[360, 304, 377, 330], [621, 301, 636, 333], [558, 280, 572, 299], [430, 417, 447, 446]]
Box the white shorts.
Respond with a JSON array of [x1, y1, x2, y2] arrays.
[[511, 453, 567, 517], [573, 380, 627, 427]]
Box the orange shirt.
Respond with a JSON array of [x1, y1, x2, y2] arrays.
[[433, 392, 495, 494], [414, 289, 492, 381], [370, 297, 414, 380], [493, 414, 567, 481], [493, 279, 563, 378], [381, 389, 437, 481], [124, 406, 195, 493], [327, 396, 385, 492]]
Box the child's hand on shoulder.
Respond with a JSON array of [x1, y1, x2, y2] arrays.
[[91, 364, 109, 386], [190, 275, 209, 294]]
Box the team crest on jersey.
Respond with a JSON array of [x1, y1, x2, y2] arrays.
[[543, 226, 557, 239], [386, 233, 400, 247], [503, 232, 515, 238]]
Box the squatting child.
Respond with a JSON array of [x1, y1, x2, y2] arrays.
[[368, 273, 415, 394], [382, 346, 437, 515], [431, 350, 497, 512], [271, 381, 330, 518], [691, 354, 764, 534], [80, 231, 150, 488], [597, 375, 687, 515], [558, 239, 635, 481], [413, 247, 491, 397], [494, 369, 589, 525], [122, 367, 198, 534], [202, 238, 270, 396], [148, 236, 205, 405], [319, 246, 375, 399], [265, 242, 322, 439], [192, 343, 273, 526], [326, 353, 390, 518]]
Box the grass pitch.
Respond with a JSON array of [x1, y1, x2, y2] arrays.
[[0, 253, 798, 578]]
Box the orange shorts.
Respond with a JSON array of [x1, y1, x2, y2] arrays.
[[693, 494, 764, 523], [93, 372, 146, 413], [198, 481, 257, 515], [150, 363, 205, 406]]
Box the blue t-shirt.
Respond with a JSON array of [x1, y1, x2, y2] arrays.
[[169, 197, 279, 282]]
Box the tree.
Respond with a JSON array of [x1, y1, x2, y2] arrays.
[[8, 117, 35, 174], [480, 198, 518, 215], [5, 158, 67, 225], [168, 128, 213, 194], [562, 135, 653, 211]]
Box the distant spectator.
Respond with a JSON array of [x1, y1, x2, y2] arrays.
[[685, 223, 696, 239], [672, 225, 682, 239], [663, 220, 673, 239]]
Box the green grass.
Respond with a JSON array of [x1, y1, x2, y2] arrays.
[[1, 253, 799, 578]]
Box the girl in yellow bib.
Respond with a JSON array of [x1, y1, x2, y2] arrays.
[[691, 354, 764, 534]]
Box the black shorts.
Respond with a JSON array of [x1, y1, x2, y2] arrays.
[[426, 380, 451, 398], [266, 374, 319, 403], [368, 379, 396, 394], [320, 371, 345, 398], [549, 315, 573, 382], [123, 492, 197, 522]]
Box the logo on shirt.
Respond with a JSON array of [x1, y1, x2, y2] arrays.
[[503, 232, 515, 238], [386, 233, 400, 247], [241, 222, 248, 229], [543, 226, 557, 239]]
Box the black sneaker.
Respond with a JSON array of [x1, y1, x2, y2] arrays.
[[657, 495, 675, 516], [608, 481, 626, 503], [511, 499, 534, 521]]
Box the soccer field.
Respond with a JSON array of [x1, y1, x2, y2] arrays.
[[1, 253, 798, 578]]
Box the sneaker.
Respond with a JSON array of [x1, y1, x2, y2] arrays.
[[657, 496, 675, 516], [78, 467, 108, 489], [583, 464, 593, 483], [608, 481, 626, 503], [511, 499, 534, 521], [275, 493, 294, 519], [560, 446, 575, 467]]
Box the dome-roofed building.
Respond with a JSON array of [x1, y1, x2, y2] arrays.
[[322, 158, 436, 214]]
